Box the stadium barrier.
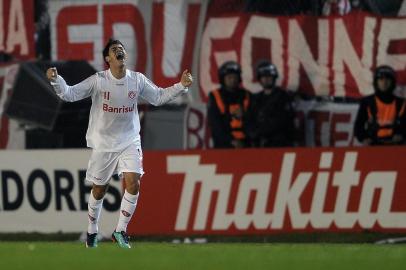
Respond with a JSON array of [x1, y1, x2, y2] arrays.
[[1, 147, 405, 237], [0, 150, 122, 235]]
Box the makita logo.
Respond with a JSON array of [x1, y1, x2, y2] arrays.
[[103, 103, 134, 113], [167, 152, 406, 231]]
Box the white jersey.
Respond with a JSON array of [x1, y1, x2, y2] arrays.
[[51, 69, 187, 152]]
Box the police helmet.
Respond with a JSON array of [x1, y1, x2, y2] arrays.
[[373, 65, 396, 92], [256, 60, 278, 81], [218, 61, 242, 85]]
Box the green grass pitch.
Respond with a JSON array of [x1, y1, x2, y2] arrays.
[[0, 242, 405, 270]]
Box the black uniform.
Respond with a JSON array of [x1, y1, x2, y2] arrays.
[[207, 86, 252, 148], [250, 87, 295, 147], [249, 60, 295, 147], [354, 65, 406, 145], [354, 95, 406, 145], [207, 61, 253, 148]]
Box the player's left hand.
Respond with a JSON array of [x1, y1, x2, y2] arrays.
[[180, 69, 193, 88]]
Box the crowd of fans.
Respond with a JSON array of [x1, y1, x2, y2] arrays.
[[244, 0, 404, 16]]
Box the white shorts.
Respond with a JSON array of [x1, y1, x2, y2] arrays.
[[86, 144, 144, 185]]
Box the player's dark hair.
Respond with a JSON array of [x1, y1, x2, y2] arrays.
[[102, 38, 125, 66]]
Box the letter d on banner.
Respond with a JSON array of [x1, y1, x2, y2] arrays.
[[1, 170, 24, 210]]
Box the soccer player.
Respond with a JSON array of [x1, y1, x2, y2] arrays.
[[46, 39, 193, 248]]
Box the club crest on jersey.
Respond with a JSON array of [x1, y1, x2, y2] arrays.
[[128, 91, 136, 99]]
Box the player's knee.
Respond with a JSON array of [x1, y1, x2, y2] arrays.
[[126, 179, 140, 195], [123, 173, 140, 195], [92, 185, 107, 200]]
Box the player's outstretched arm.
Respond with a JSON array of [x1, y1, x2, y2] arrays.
[[140, 69, 192, 106], [46, 67, 95, 102]]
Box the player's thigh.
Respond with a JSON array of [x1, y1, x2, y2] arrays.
[[117, 144, 144, 177], [86, 150, 119, 185]]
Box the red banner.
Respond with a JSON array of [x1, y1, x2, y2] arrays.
[[0, 0, 35, 60], [49, 0, 201, 85], [48, 1, 406, 101], [199, 12, 406, 101], [0, 63, 24, 149], [128, 147, 406, 235]]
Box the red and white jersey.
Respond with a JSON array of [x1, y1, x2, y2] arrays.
[[51, 69, 187, 151]]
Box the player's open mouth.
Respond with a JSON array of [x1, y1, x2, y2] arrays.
[[116, 51, 124, 60]]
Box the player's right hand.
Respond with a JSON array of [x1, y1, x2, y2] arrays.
[[46, 67, 58, 82]]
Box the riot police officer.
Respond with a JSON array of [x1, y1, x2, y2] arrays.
[[207, 61, 252, 148], [249, 60, 295, 147], [354, 65, 406, 145]]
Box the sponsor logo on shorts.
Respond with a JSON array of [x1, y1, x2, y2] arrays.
[[88, 174, 103, 182]]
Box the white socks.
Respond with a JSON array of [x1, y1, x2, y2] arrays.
[[116, 190, 139, 232], [87, 190, 104, 234], [87, 189, 139, 234]]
